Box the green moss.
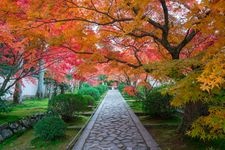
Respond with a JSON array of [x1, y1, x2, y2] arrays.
[[0, 99, 48, 125], [66, 115, 89, 126]]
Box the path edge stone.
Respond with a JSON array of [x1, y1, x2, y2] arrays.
[[119, 92, 161, 150]]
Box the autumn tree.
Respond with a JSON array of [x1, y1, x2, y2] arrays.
[[0, 25, 36, 100], [1, 0, 225, 138]]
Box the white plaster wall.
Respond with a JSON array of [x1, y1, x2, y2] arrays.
[[0, 77, 45, 100], [148, 76, 162, 87], [0, 77, 15, 99], [21, 78, 38, 97]]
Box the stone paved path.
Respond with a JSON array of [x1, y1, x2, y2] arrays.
[[73, 90, 160, 150]]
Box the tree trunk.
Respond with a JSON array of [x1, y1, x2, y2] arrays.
[[36, 59, 45, 98], [53, 81, 58, 96], [59, 84, 65, 94], [178, 101, 209, 134], [168, 50, 209, 135], [13, 80, 22, 104]]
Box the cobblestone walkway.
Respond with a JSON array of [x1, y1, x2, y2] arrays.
[[73, 90, 160, 150]]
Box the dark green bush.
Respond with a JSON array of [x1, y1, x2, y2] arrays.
[[34, 116, 66, 141], [118, 83, 126, 93], [83, 95, 95, 106], [48, 94, 88, 121], [78, 87, 100, 101], [0, 99, 9, 113], [95, 85, 108, 95], [81, 83, 91, 88], [143, 86, 175, 119]]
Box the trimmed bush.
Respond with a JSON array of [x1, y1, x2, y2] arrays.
[[83, 95, 95, 106], [78, 87, 100, 101], [48, 94, 88, 121], [95, 85, 108, 95], [118, 83, 126, 93], [34, 116, 66, 141], [81, 83, 91, 88], [0, 99, 9, 113], [143, 86, 175, 119]]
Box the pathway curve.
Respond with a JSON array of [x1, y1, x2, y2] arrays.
[[73, 90, 160, 150]]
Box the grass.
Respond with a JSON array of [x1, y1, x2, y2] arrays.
[[0, 98, 48, 125], [139, 115, 181, 125], [123, 93, 143, 112], [126, 100, 143, 112], [0, 116, 89, 150], [67, 115, 89, 127]]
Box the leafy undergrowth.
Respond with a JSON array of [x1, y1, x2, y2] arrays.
[[0, 116, 89, 150], [0, 99, 48, 125]]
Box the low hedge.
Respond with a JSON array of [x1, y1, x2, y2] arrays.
[[34, 116, 66, 141], [48, 94, 88, 121]]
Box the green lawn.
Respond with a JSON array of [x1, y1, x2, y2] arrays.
[[0, 99, 48, 125], [126, 100, 143, 112]]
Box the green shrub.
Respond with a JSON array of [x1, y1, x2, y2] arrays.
[[0, 99, 9, 113], [81, 83, 91, 88], [118, 83, 126, 93], [95, 85, 108, 95], [83, 95, 95, 106], [48, 94, 88, 121], [143, 86, 175, 119], [78, 87, 100, 101], [34, 116, 66, 141]]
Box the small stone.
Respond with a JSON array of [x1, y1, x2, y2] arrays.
[[118, 144, 124, 148], [1, 129, 13, 139], [9, 122, 19, 129], [113, 140, 120, 144], [21, 119, 30, 128], [105, 136, 115, 141], [95, 137, 103, 141], [0, 134, 4, 142]]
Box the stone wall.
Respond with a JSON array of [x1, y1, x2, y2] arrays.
[[0, 113, 45, 143]]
